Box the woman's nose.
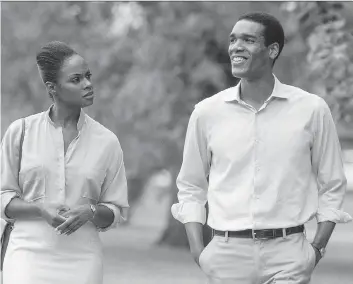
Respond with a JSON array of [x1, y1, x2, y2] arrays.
[[83, 77, 92, 88]]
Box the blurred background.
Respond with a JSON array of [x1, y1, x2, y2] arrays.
[[1, 1, 352, 283]]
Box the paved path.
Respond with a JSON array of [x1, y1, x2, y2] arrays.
[[101, 222, 353, 284], [1, 190, 351, 284], [101, 192, 353, 284]]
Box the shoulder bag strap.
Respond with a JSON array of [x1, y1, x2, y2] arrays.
[[18, 118, 25, 177]]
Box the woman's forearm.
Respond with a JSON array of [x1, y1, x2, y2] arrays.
[[91, 204, 115, 229], [5, 197, 42, 220]]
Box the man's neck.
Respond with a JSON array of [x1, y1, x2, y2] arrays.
[[239, 73, 275, 105]]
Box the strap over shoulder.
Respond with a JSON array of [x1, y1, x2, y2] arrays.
[[18, 118, 25, 177]]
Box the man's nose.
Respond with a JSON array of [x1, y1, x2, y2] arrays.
[[230, 43, 244, 53], [229, 43, 244, 54]]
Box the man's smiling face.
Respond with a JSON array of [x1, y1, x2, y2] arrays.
[[228, 19, 273, 80]]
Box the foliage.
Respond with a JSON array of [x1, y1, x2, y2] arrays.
[[2, 1, 353, 247], [281, 2, 353, 123]]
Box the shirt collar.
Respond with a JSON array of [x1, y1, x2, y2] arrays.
[[223, 74, 290, 102], [45, 104, 86, 132]]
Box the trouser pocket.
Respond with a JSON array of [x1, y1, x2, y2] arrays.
[[305, 238, 317, 272], [199, 237, 217, 275]]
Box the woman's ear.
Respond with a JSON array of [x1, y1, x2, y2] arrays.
[[45, 81, 56, 97]]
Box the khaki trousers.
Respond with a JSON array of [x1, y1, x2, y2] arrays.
[[198, 232, 316, 284]]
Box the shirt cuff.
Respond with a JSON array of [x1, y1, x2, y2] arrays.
[[96, 203, 127, 232], [171, 202, 206, 225], [316, 207, 353, 223], [1, 191, 20, 223]]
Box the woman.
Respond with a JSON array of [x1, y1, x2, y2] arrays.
[[1, 41, 129, 284]]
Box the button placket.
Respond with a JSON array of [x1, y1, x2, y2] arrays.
[[57, 127, 66, 202], [254, 114, 260, 175], [252, 112, 263, 226]]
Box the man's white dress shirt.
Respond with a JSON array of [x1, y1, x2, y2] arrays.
[[172, 76, 351, 231]]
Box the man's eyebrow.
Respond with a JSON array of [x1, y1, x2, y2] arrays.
[[229, 32, 258, 39]]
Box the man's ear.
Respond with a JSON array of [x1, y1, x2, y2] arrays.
[[269, 42, 279, 60]]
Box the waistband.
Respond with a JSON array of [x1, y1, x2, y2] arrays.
[[213, 225, 304, 240]]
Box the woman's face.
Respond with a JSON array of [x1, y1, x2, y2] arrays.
[[54, 54, 94, 108]]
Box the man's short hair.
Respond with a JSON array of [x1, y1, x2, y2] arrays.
[[238, 12, 285, 63]]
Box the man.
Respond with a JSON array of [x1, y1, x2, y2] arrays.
[[171, 12, 351, 284]]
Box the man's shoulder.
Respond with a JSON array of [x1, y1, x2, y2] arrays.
[[195, 86, 237, 112], [281, 82, 325, 106]]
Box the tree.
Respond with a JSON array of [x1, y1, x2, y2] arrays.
[[2, 1, 352, 249], [281, 2, 353, 123]]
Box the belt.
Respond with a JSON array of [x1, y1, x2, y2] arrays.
[[213, 225, 304, 240]]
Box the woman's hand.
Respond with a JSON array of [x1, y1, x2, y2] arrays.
[[39, 203, 70, 228], [55, 205, 94, 235]]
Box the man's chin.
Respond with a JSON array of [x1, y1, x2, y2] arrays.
[[231, 68, 248, 79]]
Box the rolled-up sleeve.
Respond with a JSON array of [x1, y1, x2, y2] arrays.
[[1, 119, 23, 222], [171, 106, 211, 225], [97, 138, 129, 231], [311, 99, 352, 223]]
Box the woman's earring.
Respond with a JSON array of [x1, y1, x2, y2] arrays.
[[49, 90, 56, 100]]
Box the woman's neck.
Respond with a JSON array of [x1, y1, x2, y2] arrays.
[[50, 103, 80, 128]]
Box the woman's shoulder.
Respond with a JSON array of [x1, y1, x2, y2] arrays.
[[7, 112, 45, 134], [23, 112, 46, 124], [85, 115, 121, 145]]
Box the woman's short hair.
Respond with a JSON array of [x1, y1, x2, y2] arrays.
[[36, 41, 77, 84]]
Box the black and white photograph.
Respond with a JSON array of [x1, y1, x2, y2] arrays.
[[1, 1, 353, 284]]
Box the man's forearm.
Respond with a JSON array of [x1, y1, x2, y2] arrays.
[[185, 222, 204, 254], [312, 221, 336, 248]]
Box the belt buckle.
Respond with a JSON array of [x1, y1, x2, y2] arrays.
[[252, 229, 273, 240]]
